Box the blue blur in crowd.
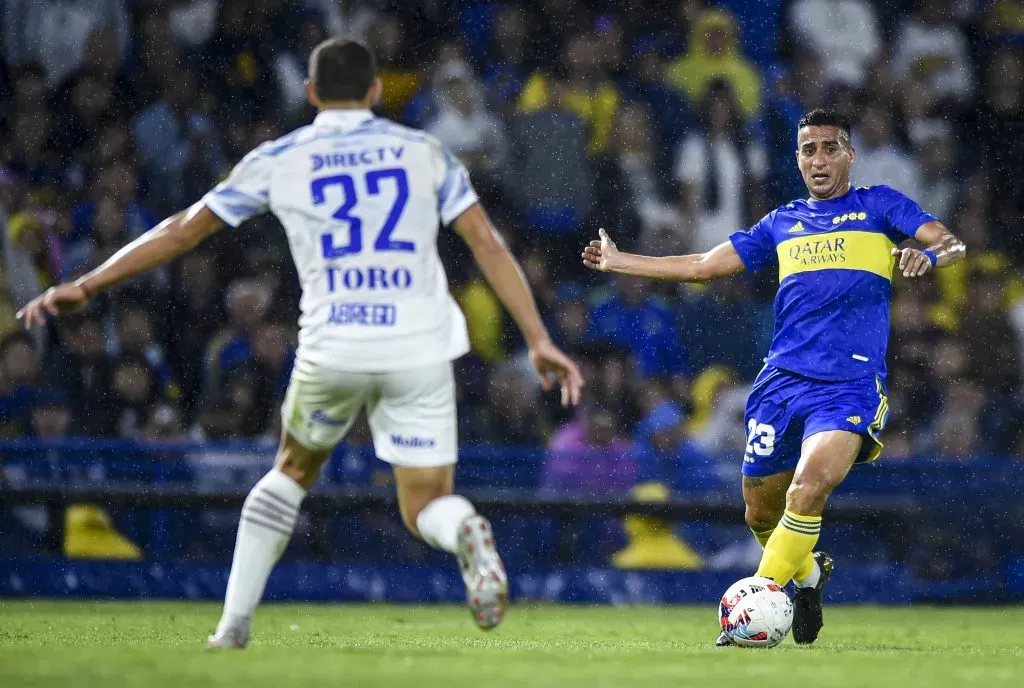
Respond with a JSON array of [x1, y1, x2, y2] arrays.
[[587, 284, 688, 380], [633, 399, 718, 490]]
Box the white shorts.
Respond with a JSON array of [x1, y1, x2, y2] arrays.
[[281, 358, 457, 467]]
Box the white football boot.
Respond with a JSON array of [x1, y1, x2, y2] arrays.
[[456, 515, 508, 630], [206, 625, 249, 649]]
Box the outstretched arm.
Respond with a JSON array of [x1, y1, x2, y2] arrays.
[[582, 229, 747, 283], [891, 220, 966, 278], [17, 203, 224, 327], [452, 203, 583, 406]]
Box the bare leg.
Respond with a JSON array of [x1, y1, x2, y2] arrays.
[[742, 471, 793, 538], [394, 464, 507, 630]]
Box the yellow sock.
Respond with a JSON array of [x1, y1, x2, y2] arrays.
[[755, 510, 821, 586], [751, 526, 775, 549], [751, 525, 815, 581], [793, 550, 817, 583]]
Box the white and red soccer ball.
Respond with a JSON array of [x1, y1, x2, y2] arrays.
[[719, 576, 794, 648]]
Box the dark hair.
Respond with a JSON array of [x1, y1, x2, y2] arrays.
[[797, 109, 851, 141], [699, 78, 746, 143], [698, 79, 748, 214], [308, 38, 377, 102]]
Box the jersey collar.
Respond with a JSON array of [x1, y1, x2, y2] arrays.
[[806, 185, 854, 207], [313, 108, 375, 131]]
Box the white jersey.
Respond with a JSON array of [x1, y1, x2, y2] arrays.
[[202, 109, 477, 372]]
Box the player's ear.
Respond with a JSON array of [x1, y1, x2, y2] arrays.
[[367, 77, 383, 108], [305, 80, 321, 109]]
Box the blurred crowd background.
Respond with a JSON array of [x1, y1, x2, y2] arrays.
[[1, 0, 1023, 499]]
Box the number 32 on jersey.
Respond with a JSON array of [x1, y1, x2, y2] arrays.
[[310, 167, 413, 258]]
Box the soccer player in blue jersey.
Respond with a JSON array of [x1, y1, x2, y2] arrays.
[[582, 109, 965, 646]]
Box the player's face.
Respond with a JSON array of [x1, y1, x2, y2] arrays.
[[796, 125, 854, 200]]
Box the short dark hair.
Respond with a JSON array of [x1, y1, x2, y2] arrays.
[[797, 109, 851, 141], [309, 38, 377, 102]]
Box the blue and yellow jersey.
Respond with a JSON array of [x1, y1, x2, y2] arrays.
[[730, 185, 937, 382]]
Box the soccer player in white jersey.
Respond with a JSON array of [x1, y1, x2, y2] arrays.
[[18, 38, 584, 647]]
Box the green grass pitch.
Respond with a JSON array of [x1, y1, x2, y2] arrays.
[[0, 601, 1020, 687]]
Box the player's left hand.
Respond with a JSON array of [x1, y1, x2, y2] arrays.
[[528, 338, 584, 407], [891, 247, 933, 278], [16, 283, 90, 329]]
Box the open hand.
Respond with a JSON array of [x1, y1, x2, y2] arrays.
[[16, 283, 90, 329]]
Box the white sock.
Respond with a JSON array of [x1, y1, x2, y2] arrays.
[[216, 469, 306, 635], [794, 559, 822, 589], [415, 494, 476, 553]]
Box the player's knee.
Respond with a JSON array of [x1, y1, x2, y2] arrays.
[[275, 439, 331, 490], [277, 454, 324, 488], [744, 504, 784, 532], [785, 472, 834, 515]]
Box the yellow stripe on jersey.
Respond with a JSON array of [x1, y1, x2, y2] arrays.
[[776, 231, 897, 282]]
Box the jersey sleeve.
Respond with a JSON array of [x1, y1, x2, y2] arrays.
[[729, 212, 777, 273], [202, 145, 273, 227], [868, 185, 937, 240], [436, 146, 479, 225]]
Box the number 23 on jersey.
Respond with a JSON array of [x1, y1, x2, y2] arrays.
[[746, 419, 775, 457]]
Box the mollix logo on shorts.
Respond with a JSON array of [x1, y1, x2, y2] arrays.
[[391, 434, 436, 449]]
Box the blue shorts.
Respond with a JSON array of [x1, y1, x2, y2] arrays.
[[742, 365, 889, 477]]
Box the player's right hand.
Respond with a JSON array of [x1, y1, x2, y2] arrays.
[[17, 283, 90, 329], [528, 338, 584, 407], [582, 228, 619, 272]]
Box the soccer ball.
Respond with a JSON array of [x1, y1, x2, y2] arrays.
[[718, 576, 793, 648]]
